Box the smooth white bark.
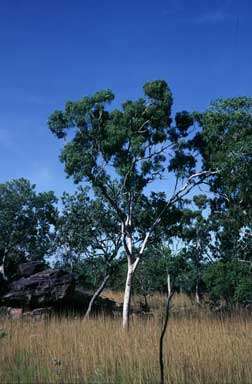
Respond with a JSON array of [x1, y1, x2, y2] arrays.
[[0, 264, 7, 281], [0, 252, 8, 281], [84, 274, 110, 319], [122, 264, 134, 329]]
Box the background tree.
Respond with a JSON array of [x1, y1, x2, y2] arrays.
[[48, 80, 215, 328], [194, 97, 252, 239], [197, 97, 252, 185], [194, 97, 252, 306], [203, 259, 252, 307], [134, 248, 170, 310], [0, 178, 57, 281], [56, 187, 123, 316], [178, 194, 213, 303]]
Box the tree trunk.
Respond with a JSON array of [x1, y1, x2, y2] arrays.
[[0, 253, 8, 281], [0, 264, 7, 281], [159, 274, 174, 384], [195, 281, 200, 304], [84, 274, 110, 319], [122, 264, 134, 329], [142, 293, 149, 312]]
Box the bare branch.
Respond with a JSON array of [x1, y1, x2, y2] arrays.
[[137, 119, 150, 133], [137, 170, 219, 259]]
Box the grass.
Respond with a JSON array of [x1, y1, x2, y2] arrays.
[[0, 294, 252, 383]]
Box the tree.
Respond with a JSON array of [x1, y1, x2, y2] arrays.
[[0, 178, 57, 281], [48, 80, 214, 328], [194, 97, 252, 233], [134, 248, 170, 310], [194, 97, 252, 297], [203, 259, 252, 307], [179, 194, 213, 303], [56, 187, 123, 317]]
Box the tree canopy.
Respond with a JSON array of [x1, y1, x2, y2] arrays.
[[0, 178, 57, 279], [48, 80, 217, 327]]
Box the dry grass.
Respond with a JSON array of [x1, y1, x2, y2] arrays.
[[0, 295, 252, 383], [101, 290, 193, 310]]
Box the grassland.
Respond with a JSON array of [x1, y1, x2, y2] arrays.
[[0, 294, 252, 383]]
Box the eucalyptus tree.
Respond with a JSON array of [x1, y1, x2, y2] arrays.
[[57, 187, 122, 316], [194, 97, 252, 228], [190, 97, 252, 307], [0, 178, 57, 281], [48, 80, 214, 328]]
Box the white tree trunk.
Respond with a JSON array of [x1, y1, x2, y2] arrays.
[[122, 264, 134, 329], [195, 281, 200, 304], [84, 274, 110, 319], [0, 253, 8, 281]]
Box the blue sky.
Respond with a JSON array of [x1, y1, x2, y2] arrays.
[[0, 0, 251, 198]]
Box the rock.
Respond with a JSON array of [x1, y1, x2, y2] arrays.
[[0, 262, 119, 317], [19, 261, 45, 277], [2, 269, 75, 309], [7, 307, 23, 319]]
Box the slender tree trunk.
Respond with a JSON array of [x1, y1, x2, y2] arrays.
[[195, 255, 201, 304], [84, 274, 110, 319], [122, 264, 134, 329], [159, 274, 174, 384], [195, 245, 201, 304], [0, 252, 8, 282], [0, 264, 7, 281], [143, 293, 149, 312], [195, 280, 200, 304]]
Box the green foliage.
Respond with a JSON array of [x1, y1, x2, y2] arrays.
[[136, 250, 169, 294], [168, 150, 196, 177], [193, 194, 208, 210], [175, 111, 194, 135], [55, 187, 123, 291], [48, 81, 202, 325], [194, 97, 252, 212], [192, 98, 252, 305], [203, 260, 252, 306], [116, 249, 170, 295], [110, 248, 193, 296], [48, 80, 196, 210], [48, 84, 252, 310], [0, 178, 58, 278]]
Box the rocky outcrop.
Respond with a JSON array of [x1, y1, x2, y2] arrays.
[[0, 262, 118, 317], [2, 268, 75, 309]]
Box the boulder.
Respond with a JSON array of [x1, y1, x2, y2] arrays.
[[7, 307, 23, 319], [0, 263, 119, 316], [2, 268, 75, 309]]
